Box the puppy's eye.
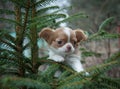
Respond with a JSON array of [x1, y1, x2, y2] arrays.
[[74, 41, 77, 45], [57, 40, 63, 45]]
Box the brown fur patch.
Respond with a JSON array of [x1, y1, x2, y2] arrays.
[[74, 29, 87, 42], [39, 28, 55, 44], [51, 29, 68, 48]]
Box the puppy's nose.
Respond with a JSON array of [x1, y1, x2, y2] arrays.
[[67, 45, 71, 50]]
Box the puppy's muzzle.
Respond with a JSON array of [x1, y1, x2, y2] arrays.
[[66, 45, 72, 52]]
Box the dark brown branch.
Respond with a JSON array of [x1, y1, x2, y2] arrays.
[[22, 0, 30, 35], [30, 1, 38, 73], [14, 5, 22, 52], [14, 0, 30, 77], [14, 4, 24, 77]]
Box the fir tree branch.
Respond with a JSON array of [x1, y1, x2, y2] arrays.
[[54, 12, 88, 26], [59, 58, 119, 86], [1, 76, 51, 89], [0, 39, 17, 51], [37, 6, 59, 14], [30, 0, 38, 73], [0, 18, 22, 26], [37, 59, 74, 73], [0, 9, 15, 15], [14, 4, 24, 77], [34, 0, 56, 7]]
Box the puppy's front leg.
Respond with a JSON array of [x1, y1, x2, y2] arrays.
[[48, 54, 64, 62], [66, 55, 84, 72]]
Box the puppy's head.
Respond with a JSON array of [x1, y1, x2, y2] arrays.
[[39, 27, 87, 54]]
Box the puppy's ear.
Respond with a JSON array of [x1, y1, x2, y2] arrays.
[[39, 28, 54, 44], [74, 29, 87, 42]]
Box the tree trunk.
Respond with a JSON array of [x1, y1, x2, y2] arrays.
[[30, 0, 38, 73], [14, 5, 25, 77]]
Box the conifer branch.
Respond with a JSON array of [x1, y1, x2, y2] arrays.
[[14, 3, 24, 77], [30, 0, 38, 73]]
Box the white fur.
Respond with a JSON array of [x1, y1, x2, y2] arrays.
[[63, 27, 71, 42], [48, 50, 65, 62], [65, 54, 84, 72]]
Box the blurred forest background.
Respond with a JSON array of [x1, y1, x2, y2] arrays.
[[1, 0, 120, 76], [0, 0, 120, 89]]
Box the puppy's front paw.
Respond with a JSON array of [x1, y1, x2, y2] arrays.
[[48, 55, 64, 62], [84, 72, 89, 76], [55, 55, 64, 62]]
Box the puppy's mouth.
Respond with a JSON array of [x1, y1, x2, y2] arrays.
[[65, 51, 69, 53], [65, 49, 74, 53], [65, 49, 71, 53]]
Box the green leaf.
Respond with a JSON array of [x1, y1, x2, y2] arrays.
[[35, 0, 56, 7], [37, 6, 60, 14], [82, 51, 101, 57], [0, 9, 15, 15], [10, 0, 27, 8], [0, 31, 15, 44], [1, 76, 51, 89], [55, 13, 88, 26], [32, 13, 66, 22], [89, 33, 120, 41], [52, 6, 72, 14], [0, 18, 22, 26], [30, 14, 66, 28], [39, 64, 60, 83], [0, 39, 16, 51], [98, 17, 115, 31], [100, 76, 120, 89]]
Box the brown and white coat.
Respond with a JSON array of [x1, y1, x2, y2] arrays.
[[39, 27, 87, 72]]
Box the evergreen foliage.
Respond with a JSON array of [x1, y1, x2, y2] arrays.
[[0, 0, 120, 89]]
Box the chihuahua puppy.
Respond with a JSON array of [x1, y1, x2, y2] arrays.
[[39, 27, 87, 72]]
